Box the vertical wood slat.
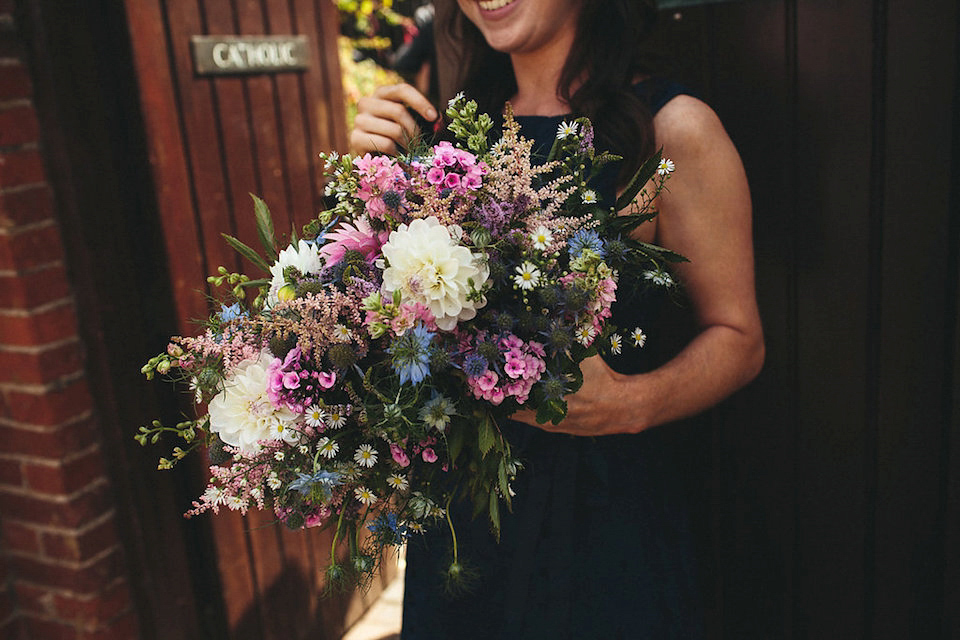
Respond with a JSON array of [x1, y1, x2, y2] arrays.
[[874, 1, 958, 637]]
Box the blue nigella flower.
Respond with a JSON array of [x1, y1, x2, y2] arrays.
[[567, 229, 605, 260], [218, 302, 246, 323], [288, 470, 343, 501], [462, 353, 488, 378], [387, 324, 434, 385], [367, 512, 409, 544]]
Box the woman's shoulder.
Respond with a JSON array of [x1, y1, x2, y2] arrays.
[[653, 95, 731, 158]]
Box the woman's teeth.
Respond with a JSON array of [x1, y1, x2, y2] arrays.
[[478, 0, 515, 10]]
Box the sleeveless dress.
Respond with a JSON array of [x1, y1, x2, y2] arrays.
[[401, 79, 705, 640]]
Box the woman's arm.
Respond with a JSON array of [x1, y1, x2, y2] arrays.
[[519, 96, 765, 435]]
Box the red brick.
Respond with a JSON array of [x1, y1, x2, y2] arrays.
[[0, 481, 111, 528], [17, 615, 77, 640], [77, 610, 140, 640], [51, 580, 132, 628], [0, 457, 21, 487], [41, 516, 118, 564], [0, 341, 83, 386], [1, 377, 92, 427], [1, 520, 40, 556], [23, 447, 106, 500], [0, 590, 17, 634], [0, 186, 54, 229], [9, 548, 123, 593], [0, 149, 44, 188], [0, 420, 100, 459], [0, 106, 38, 148], [0, 64, 31, 103], [0, 264, 70, 311], [0, 223, 64, 272], [0, 302, 79, 347], [10, 582, 57, 618]]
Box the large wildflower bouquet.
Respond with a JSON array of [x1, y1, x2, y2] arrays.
[[139, 94, 680, 589]]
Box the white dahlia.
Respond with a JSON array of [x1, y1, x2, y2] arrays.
[[380, 216, 489, 331], [267, 240, 324, 306], [207, 351, 300, 455]]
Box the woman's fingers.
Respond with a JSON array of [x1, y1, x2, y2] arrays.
[[350, 83, 438, 155]]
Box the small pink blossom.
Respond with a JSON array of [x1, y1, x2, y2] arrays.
[[390, 443, 410, 467], [421, 448, 437, 463], [317, 371, 337, 389]]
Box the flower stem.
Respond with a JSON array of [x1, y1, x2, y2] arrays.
[[444, 494, 458, 564]]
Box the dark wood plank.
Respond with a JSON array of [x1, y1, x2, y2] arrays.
[[792, 1, 875, 636], [873, 1, 959, 637], [163, 0, 243, 279]]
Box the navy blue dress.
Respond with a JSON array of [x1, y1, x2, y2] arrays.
[[401, 80, 705, 640]]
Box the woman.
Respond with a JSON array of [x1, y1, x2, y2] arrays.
[[351, 1, 764, 637]]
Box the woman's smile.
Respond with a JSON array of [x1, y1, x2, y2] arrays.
[[477, 0, 517, 11]]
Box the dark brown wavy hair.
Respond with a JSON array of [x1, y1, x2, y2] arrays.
[[442, 0, 660, 187]]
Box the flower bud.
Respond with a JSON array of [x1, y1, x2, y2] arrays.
[[277, 283, 297, 302]]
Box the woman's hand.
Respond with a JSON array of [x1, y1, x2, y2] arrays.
[[511, 356, 647, 436], [350, 83, 438, 156]]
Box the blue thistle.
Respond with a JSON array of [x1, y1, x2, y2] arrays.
[[568, 229, 605, 260], [462, 353, 489, 378]]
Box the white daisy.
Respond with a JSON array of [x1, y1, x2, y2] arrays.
[[657, 158, 676, 175], [267, 472, 283, 491], [513, 262, 541, 290], [386, 474, 409, 491], [273, 450, 285, 462], [643, 269, 674, 287], [632, 328, 647, 348], [327, 407, 348, 429], [408, 522, 425, 534], [318, 437, 339, 459], [556, 120, 578, 139], [354, 444, 378, 468], [339, 463, 361, 482], [332, 324, 352, 342], [575, 324, 597, 346], [530, 226, 553, 251], [610, 333, 623, 355], [581, 189, 598, 204], [354, 486, 377, 505], [304, 405, 326, 428]]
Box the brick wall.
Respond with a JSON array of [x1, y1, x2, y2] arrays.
[[0, 4, 140, 639]]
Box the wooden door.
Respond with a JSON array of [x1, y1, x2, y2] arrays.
[[122, 1, 391, 638]]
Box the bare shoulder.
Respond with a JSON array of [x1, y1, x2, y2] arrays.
[[653, 95, 732, 156]]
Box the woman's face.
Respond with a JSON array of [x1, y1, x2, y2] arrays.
[[456, 0, 584, 57]]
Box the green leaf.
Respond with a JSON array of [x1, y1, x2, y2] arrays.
[[615, 148, 662, 212], [250, 194, 279, 262], [222, 233, 271, 274], [488, 490, 501, 541], [497, 458, 511, 509], [478, 415, 495, 457], [447, 424, 466, 464], [635, 241, 689, 263]]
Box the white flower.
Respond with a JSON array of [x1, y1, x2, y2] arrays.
[[575, 324, 596, 346], [207, 351, 299, 455], [643, 269, 674, 287], [354, 486, 377, 505], [267, 472, 283, 490], [448, 91, 465, 108], [332, 324, 352, 342], [380, 216, 489, 331], [581, 189, 598, 204], [226, 495, 246, 511], [513, 262, 541, 290], [610, 333, 622, 355], [386, 474, 409, 491], [273, 450, 285, 462], [318, 437, 339, 459], [556, 120, 578, 139], [267, 240, 323, 306], [327, 407, 348, 429], [530, 226, 553, 251], [354, 444, 378, 468], [657, 158, 675, 175], [304, 405, 326, 428], [632, 328, 647, 348]]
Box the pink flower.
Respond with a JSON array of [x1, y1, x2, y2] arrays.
[[426, 166, 445, 185], [317, 371, 337, 389], [444, 172, 461, 189], [319, 217, 388, 264], [476, 370, 498, 392], [282, 371, 301, 389], [421, 448, 438, 463], [504, 356, 526, 379], [390, 443, 410, 467]]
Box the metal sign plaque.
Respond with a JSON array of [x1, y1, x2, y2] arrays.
[[191, 35, 310, 76]]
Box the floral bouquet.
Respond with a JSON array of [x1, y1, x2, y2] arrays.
[[139, 94, 680, 590]]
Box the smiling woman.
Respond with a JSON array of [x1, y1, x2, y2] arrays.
[[349, 0, 763, 638]]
